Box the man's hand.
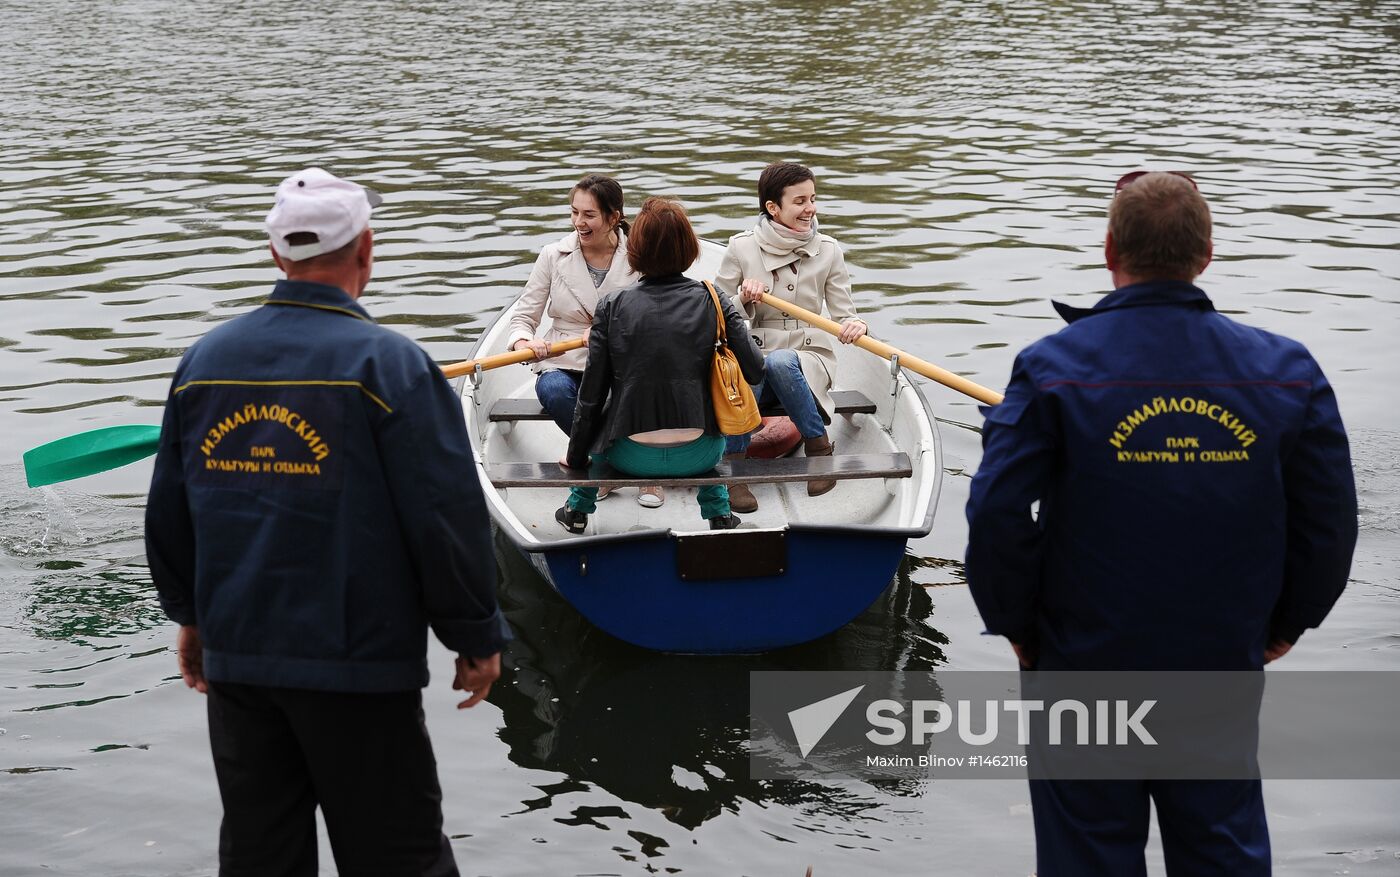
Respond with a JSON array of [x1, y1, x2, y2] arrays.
[[177, 625, 208, 693], [1264, 639, 1293, 664], [453, 652, 501, 709], [1010, 640, 1036, 670]]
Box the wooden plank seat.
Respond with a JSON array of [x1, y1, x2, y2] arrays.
[[488, 388, 879, 423], [487, 452, 911, 488]]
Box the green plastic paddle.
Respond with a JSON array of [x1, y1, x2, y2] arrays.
[[22, 424, 163, 488], [19, 341, 587, 488]]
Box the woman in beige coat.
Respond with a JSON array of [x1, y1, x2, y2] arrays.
[[507, 174, 663, 507], [714, 162, 867, 511]]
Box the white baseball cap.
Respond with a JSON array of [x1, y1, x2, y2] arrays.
[[265, 167, 383, 261]]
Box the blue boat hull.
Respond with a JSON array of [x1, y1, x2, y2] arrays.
[[534, 528, 908, 653]]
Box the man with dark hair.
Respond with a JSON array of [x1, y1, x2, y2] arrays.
[[966, 171, 1357, 875], [146, 168, 506, 877]]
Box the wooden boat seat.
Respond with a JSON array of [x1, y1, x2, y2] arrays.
[[486, 452, 911, 488], [488, 389, 879, 423]]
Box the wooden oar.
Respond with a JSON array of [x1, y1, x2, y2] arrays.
[[23, 338, 587, 487], [758, 293, 1004, 405], [440, 338, 585, 378]]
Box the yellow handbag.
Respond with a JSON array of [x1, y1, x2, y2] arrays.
[[704, 281, 762, 436]]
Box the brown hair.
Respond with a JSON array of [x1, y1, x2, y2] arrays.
[[1109, 172, 1212, 280], [571, 173, 629, 235], [626, 197, 700, 277], [758, 162, 815, 218]]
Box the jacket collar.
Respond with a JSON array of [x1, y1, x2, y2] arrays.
[[1052, 280, 1214, 324], [266, 279, 373, 322], [551, 231, 582, 255], [552, 230, 631, 294]]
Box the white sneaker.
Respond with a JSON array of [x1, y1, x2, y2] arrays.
[[637, 485, 665, 508]]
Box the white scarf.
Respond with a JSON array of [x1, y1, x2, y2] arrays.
[[753, 215, 820, 261]]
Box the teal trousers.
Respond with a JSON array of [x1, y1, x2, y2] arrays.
[[567, 435, 730, 519]]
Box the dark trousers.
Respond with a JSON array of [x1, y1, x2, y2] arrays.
[[1029, 778, 1270, 876], [207, 683, 459, 877]]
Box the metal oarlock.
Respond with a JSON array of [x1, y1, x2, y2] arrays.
[[885, 354, 902, 430], [471, 362, 484, 392]]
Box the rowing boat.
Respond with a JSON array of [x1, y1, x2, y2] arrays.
[[487, 543, 943, 825], [459, 240, 941, 653]]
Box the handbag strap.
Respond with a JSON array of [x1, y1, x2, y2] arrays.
[[703, 280, 728, 347]]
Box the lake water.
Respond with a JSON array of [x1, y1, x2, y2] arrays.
[[2, 1, 1397, 874]]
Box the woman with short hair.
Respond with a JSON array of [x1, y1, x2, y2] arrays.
[[559, 197, 764, 533], [507, 174, 663, 507], [715, 162, 868, 511]]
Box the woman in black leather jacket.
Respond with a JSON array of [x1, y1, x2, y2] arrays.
[[558, 197, 764, 532]]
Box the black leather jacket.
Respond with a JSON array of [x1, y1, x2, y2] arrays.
[[566, 274, 764, 466]]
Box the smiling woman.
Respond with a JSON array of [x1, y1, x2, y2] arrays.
[[504, 174, 667, 508], [506, 175, 635, 425], [714, 162, 870, 512]]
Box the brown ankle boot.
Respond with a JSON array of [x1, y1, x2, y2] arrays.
[[804, 434, 836, 496], [723, 452, 759, 513]]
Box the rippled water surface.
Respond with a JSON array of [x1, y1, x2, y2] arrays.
[[3, 1, 1398, 874]]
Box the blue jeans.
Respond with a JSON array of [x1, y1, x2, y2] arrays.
[[535, 369, 582, 436], [725, 348, 827, 454], [567, 435, 730, 519]]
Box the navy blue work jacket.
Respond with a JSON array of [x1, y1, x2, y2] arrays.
[[146, 280, 507, 692], [965, 280, 1357, 670]]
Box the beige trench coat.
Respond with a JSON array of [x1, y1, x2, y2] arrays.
[[507, 231, 638, 373], [714, 228, 859, 420]]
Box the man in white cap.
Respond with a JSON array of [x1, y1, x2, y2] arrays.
[[145, 168, 506, 876]]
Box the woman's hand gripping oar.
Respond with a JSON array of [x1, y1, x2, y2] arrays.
[[439, 337, 585, 379], [757, 292, 1004, 406]]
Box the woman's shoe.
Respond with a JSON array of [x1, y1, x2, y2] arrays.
[[708, 513, 742, 530], [804, 434, 836, 496], [723, 452, 759, 512], [638, 485, 665, 508], [554, 504, 588, 534], [596, 485, 613, 500]]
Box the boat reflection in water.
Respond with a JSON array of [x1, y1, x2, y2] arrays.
[[486, 533, 950, 828]]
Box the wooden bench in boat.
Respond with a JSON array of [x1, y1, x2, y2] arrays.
[[487, 452, 912, 488], [487, 389, 879, 423]]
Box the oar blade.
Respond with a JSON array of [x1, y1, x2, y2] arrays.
[[23, 424, 163, 488]]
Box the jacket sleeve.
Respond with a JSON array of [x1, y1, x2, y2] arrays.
[[722, 291, 765, 385], [377, 364, 507, 658], [714, 240, 757, 320], [145, 386, 197, 626], [822, 241, 859, 323], [565, 295, 614, 468], [507, 248, 554, 350], [1271, 361, 1358, 644], [964, 355, 1054, 644]]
